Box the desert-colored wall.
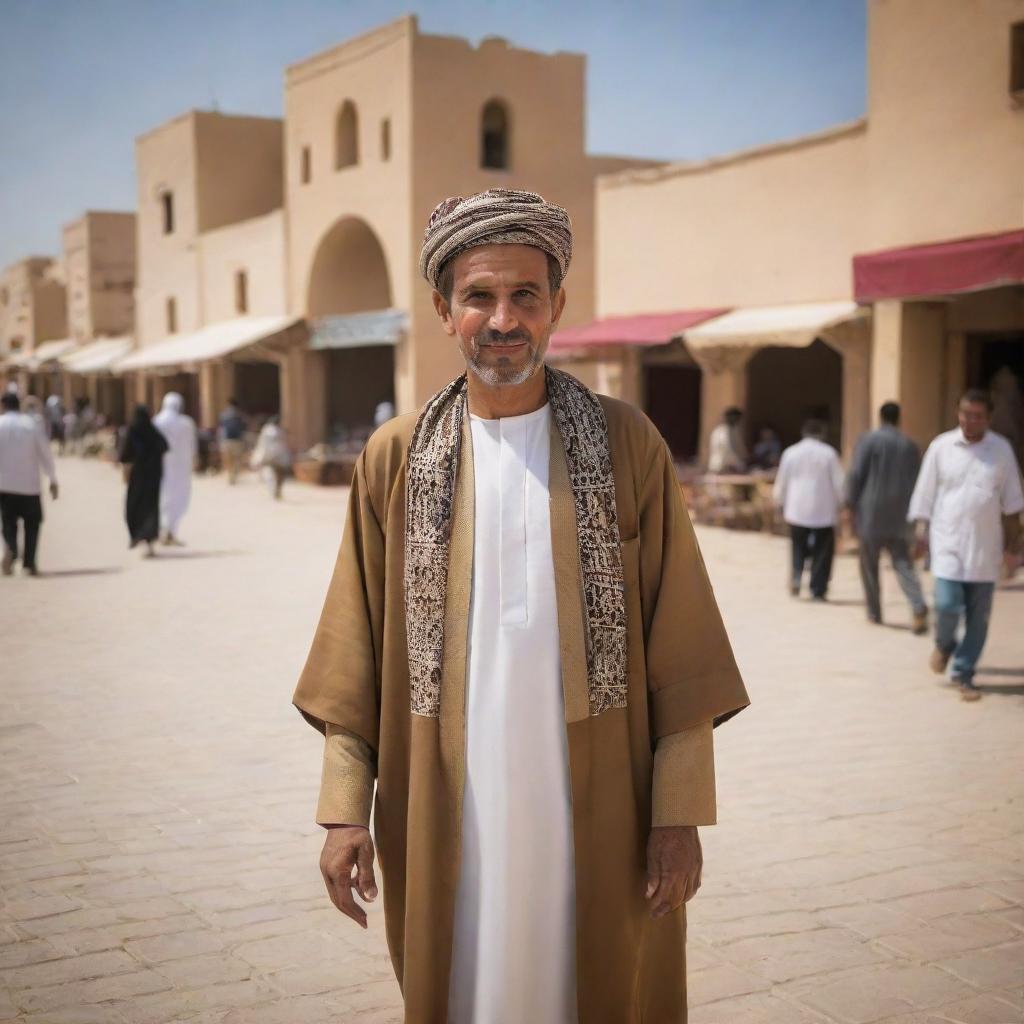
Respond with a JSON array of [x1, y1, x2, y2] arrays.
[[194, 112, 283, 234], [864, 0, 1024, 249], [135, 114, 201, 345], [199, 211, 286, 323], [596, 122, 868, 316], [64, 212, 136, 341], [0, 259, 66, 355]]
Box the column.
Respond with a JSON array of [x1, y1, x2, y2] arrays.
[[870, 300, 947, 451], [691, 346, 754, 466]]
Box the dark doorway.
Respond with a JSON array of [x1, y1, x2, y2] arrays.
[[326, 346, 395, 446], [644, 364, 702, 461], [234, 362, 280, 418], [967, 332, 1024, 463], [746, 338, 843, 451]]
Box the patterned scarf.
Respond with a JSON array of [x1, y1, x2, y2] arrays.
[[404, 366, 627, 719]]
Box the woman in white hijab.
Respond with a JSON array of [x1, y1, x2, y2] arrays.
[[153, 392, 197, 545]]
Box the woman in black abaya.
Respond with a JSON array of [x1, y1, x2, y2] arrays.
[[119, 405, 168, 556]]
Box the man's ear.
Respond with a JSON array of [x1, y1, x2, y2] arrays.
[[550, 286, 567, 327], [431, 289, 457, 337]]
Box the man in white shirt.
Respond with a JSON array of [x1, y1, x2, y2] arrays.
[[0, 392, 59, 577], [774, 419, 845, 600], [707, 406, 748, 473], [908, 389, 1024, 701]]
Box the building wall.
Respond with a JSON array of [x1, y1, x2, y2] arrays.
[[596, 123, 868, 315], [0, 258, 67, 357], [64, 211, 136, 341], [135, 114, 201, 346], [136, 111, 284, 347], [864, 0, 1024, 249], [199, 211, 286, 323], [194, 112, 283, 234]]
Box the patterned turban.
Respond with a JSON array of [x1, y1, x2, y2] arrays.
[[419, 188, 573, 290]]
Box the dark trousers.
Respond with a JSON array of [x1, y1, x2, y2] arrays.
[[790, 525, 834, 598], [858, 534, 927, 621], [0, 492, 43, 570]]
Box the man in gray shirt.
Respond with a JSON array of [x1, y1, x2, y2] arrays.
[[846, 402, 927, 632]]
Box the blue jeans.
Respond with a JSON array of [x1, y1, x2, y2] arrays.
[[933, 578, 995, 683]]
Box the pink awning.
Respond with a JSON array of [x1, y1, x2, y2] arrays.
[[549, 309, 728, 352], [854, 228, 1024, 302]]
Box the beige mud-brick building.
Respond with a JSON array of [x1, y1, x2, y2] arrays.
[[570, 0, 1024, 465], [127, 110, 289, 426], [283, 15, 659, 450], [57, 211, 137, 420], [0, 257, 68, 397]]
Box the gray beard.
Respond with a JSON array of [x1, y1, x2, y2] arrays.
[[462, 338, 544, 388]]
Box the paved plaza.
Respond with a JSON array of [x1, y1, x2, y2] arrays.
[[1, 455, 1022, 1024]]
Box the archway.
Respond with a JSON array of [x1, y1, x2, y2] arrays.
[[305, 217, 395, 446]]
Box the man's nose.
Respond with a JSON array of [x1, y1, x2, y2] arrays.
[[489, 300, 518, 335]]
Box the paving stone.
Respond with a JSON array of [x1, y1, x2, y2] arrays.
[[123, 929, 225, 964], [15, 968, 173, 1013], [688, 963, 773, 1005], [720, 927, 892, 983], [2, 949, 138, 990], [689, 991, 829, 1023], [935, 942, 1024, 991]]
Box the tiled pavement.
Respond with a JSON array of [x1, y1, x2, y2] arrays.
[[1, 456, 1021, 1023]]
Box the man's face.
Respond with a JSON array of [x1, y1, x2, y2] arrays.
[[432, 243, 566, 388], [958, 400, 990, 443]]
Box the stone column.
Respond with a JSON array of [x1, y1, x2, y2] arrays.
[[691, 346, 755, 466], [281, 347, 325, 454], [823, 318, 872, 465], [870, 300, 947, 450]]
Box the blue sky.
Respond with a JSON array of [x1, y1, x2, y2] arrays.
[[0, 0, 866, 269]]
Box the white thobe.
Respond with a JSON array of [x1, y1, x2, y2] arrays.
[[153, 409, 197, 534], [449, 404, 577, 1023]]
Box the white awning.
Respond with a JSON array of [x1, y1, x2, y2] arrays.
[[16, 339, 78, 370], [115, 315, 302, 372], [308, 309, 408, 350], [59, 337, 134, 374], [683, 301, 867, 350]]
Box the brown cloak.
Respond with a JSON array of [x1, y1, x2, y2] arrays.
[[294, 393, 749, 1022]]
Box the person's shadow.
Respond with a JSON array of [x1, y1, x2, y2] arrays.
[[974, 666, 1024, 696]]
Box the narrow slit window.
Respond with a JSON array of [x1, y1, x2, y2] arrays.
[[166, 296, 177, 334], [381, 118, 391, 161], [481, 100, 509, 170], [1011, 21, 1024, 94], [301, 145, 312, 184], [235, 270, 248, 314], [335, 101, 359, 169], [161, 192, 175, 235]]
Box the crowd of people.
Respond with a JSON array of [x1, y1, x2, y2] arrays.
[[0, 385, 295, 571], [768, 389, 1023, 701]]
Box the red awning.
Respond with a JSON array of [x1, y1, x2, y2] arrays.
[[549, 309, 728, 352], [854, 228, 1024, 302]]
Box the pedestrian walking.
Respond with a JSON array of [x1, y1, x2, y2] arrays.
[[846, 402, 928, 631], [908, 389, 1024, 701], [217, 397, 247, 484], [118, 405, 168, 558], [45, 395, 65, 451], [0, 392, 59, 577], [153, 392, 197, 546], [295, 189, 749, 1022], [773, 419, 844, 600], [249, 416, 291, 500]]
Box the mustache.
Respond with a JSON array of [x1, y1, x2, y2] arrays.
[[474, 329, 532, 347]]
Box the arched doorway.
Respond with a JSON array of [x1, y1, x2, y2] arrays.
[[306, 217, 395, 446], [746, 338, 844, 451]]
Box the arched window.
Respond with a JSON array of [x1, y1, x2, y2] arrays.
[[481, 100, 509, 170], [335, 101, 359, 170]]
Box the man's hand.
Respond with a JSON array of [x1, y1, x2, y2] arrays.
[[320, 825, 377, 929], [49, 482, 58, 500], [645, 825, 702, 920]]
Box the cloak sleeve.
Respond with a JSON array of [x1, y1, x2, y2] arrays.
[[292, 450, 385, 751], [316, 724, 376, 828], [651, 721, 716, 827], [639, 441, 749, 739]]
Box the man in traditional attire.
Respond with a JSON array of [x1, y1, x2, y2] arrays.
[[153, 392, 197, 546], [294, 189, 749, 1022]]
